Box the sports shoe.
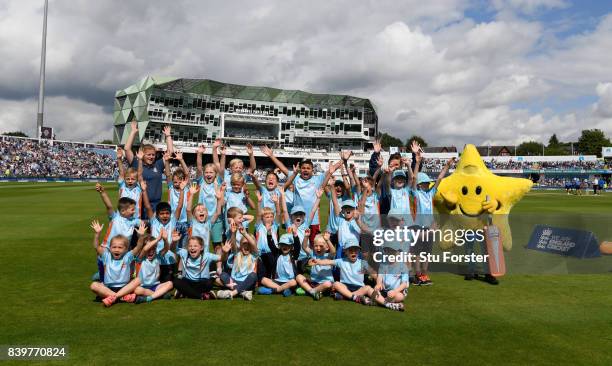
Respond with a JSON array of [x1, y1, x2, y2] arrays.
[[216, 290, 233, 299], [419, 274, 432, 286], [102, 295, 116, 307], [412, 275, 423, 286], [483, 274, 499, 285], [354, 295, 370, 305], [121, 293, 137, 303], [282, 289, 293, 297], [257, 287, 273, 295], [162, 292, 173, 300], [295, 288, 306, 296], [135, 295, 148, 304], [385, 302, 405, 312], [201, 292, 213, 300], [313, 291, 322, 301], [464, 273, 475, 281], [241, 291, 253, 301], [334, 292, 344, 301]]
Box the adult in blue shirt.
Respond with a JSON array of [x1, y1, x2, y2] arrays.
[[125, 119, 174, 219]]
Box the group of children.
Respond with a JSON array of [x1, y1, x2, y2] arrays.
[[90, 138, 452, 312]]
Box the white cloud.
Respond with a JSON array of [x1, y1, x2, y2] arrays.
[[0, 0, 610, 148]]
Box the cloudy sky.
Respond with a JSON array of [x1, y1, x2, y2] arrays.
[[0, 0, 611, 147]]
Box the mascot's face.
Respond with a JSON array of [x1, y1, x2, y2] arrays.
[[435, 144, 532, 216]]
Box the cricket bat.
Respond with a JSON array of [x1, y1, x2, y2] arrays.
[[484, 195, 506, 277]]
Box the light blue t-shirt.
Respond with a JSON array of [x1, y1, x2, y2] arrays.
[[197, 177, 221, 223], [292, 173, 326, 225], [412, 187, 436, 227], [284, 218, 309, 260], [357, 191, 380, 232], [177, 248, 219, 281], [259, 186, 281, 211], [334, 258, 366, 287], [326, 192, 351, 234], [150, 216, 176, 265], [389, 186, 412, 214], [275, 254, 295, 282], [101, 249, 135, 287], [190, 218, 211, 252], [103, 211, 141, 247], [285, 189, 295, 214], [337, 218, 361, 254], [138, 254, 162, 287], [230, 253, 257, 282], [310, 252, 334, 283], [255, 222, 279, 255], [168, 183, 190, 223], [225, 190, 248, 214], [118, 180, 143, 219], [379, 263, 410, 291]]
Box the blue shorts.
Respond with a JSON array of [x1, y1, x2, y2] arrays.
[[143, 284, 159, 292], [343, 283, 363, 293]]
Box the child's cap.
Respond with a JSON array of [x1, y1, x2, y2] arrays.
[[417, 172, 434, 185], [392, 170, 406, 179], [290, 205, 306, 215], [343, 238, 360, 250], [341, 199, 356, 209], [387, 208, 404, 220], [278, 233, 294, 246]]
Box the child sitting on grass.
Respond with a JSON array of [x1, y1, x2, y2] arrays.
[[296, 232, 336, 300], [313, 238, 373, 306], [257, 232, 301, 297], [217, 222, 258, 300], [134, 228, 175, 304], [172, 236, 231, 300], [89, 220, 147, 307]]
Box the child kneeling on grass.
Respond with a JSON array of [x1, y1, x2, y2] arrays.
[[257, 232, 301, 297], [217, 222, 258, 300], [89, 220, 147, 307], [312, 238, 373, 306], [296, 231, 335, 300], [134, 228, 175, 304]]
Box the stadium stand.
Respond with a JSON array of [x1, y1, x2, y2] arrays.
[[0, 135, 117, 180]]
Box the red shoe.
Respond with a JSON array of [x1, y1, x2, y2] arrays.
[[121, 294, 137, 303], [102, 295, 116, 307]]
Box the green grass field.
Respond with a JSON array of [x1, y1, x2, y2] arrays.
[[1, 183, 612, 365]]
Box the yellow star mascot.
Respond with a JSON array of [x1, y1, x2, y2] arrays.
[[434, 144, 532, 250]]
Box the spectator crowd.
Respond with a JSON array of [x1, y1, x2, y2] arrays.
[[0, 136, 117, 179]]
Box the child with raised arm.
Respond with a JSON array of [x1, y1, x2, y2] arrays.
[[254, 190, 282, 280], [89, 220, 147, 307], [324, 161, 350, 251], [142, 178, 186, 283], [212, 140, 256, 186], [250, 165, 284, 212], [134, 228, 175, 304], [257, 232, 301, 297], [296, 231, 336, 300], [312, 238, 373, 305], [410, 153, 455, 286], [95, 183, 142, 248], [172, 236, 231, 300], [116, 147, 144, 219], [164, 150, 191, 249], [195, 144, 224, 248], [217, 223, 258, 300], [125, 121, 174, 219], [261, 145, 336, 242], [186, 181, 225, 276]]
